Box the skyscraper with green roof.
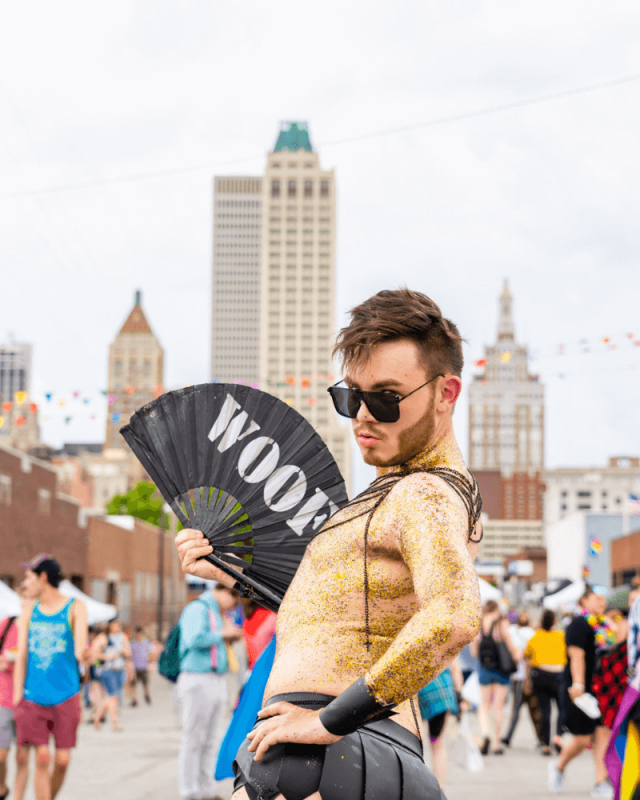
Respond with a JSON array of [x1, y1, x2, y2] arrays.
[[211, 122, 352, 492]]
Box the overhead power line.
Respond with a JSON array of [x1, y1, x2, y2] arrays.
[[7, 72, 640, 198]]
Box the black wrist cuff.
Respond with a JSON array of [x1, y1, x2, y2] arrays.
[[319, 676, 397, 736]]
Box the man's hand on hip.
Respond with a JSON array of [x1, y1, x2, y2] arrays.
[[247, 702, 341, 761]]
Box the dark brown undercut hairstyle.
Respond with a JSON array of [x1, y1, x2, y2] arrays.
[[333, 288, 464, 377]]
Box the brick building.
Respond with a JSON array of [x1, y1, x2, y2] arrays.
[[611, 527, 640, 587], [0, 442, 88, 590], [504, 547, 548, 585], [474, 469, 545, 521], [87, 515, 186, 633], [0, 442, 186, 634]]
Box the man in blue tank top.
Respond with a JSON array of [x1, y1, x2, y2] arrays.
[[13, 555, 88, 800]]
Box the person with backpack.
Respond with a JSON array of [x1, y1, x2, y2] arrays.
[[472, 599, 519, 755], [176, 583, 241, 800]]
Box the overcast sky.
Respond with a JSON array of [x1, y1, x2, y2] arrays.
[[1, 1, 639, 495]]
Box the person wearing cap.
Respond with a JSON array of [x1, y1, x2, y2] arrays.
[[13, 555, 88, 800]]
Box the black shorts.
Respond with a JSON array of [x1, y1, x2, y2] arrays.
[[427, 712, 447, 742], [562, 691, 598, 737], [134, 669, 149, 686], [233, 692, 446, 800]]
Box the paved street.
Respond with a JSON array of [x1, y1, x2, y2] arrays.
[[5, 673, 598, 800]]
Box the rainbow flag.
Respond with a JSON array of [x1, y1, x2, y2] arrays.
[[606, 674, 640, 800], [589, 537, 603, 557]]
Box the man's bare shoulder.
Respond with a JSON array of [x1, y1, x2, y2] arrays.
[[71, 597, 87, 617], [387, 469, 466, 508], [383, 470, 470, 543]]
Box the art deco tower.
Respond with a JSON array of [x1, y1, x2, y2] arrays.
[[105, 291, 164, 450], [211, 123, 352, 492], [258, 123, 351, 491], [469, 281, 545, 520]]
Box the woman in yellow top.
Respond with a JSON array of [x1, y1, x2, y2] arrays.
[[525, 609, 567, 755]]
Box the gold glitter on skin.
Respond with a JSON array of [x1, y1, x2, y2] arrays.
[[264, 431, 482, 735]]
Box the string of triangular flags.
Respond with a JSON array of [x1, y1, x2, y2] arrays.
[[473, 332, 640, 369]]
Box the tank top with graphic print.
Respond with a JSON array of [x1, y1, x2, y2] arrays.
[[24, 598, 80, 706]]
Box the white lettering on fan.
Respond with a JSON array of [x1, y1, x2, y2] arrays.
[[238, 437, 280, 483], [207, 392, 338, 535], [207, 394, 261, 452], [264, 465, 307, 512], [285, 488, 339, 537]]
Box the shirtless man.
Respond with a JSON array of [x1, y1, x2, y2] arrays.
[[176, 289, 482, 800]]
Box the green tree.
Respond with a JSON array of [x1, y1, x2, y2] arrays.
[[106, 481, 167, 527]]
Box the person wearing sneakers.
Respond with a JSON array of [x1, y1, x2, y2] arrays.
[[548, 586, 613, 798], [13, 555, 88, 800]]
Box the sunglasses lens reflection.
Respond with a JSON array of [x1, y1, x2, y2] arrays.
[[328, 387, 400, 422]]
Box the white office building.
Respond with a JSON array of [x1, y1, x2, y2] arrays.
[[211, 123, 352, 491], [211, 177, 263, 385], [544, 456, 640, 527]]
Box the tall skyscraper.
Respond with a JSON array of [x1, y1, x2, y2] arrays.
[[469, 281, 545, 521], [0, 343, 31, 399], [0, 342, 40, 451], [105, 291, 164, 450], [211, 176, 262, 385], [211, 122, 352, 491]]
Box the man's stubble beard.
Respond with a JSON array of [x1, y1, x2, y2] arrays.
[[360, 397, 437, 468]]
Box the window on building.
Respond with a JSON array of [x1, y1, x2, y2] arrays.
[[271, 180, 280, 198], [577, 491, 592, 497], [577, 504, 591, 510], [0, 475, 11, 506], [561, 491, 567, 497], [37, 488, 51, 514], [320, 181, 329, 197], [304, 180, 313, 198], [288, 180, 297, 198]]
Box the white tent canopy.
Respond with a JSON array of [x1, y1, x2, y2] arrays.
[[59, 581, 117, 626], [0, 581, 20, 618], [543, 580, 586, 612], [0, 580, 116, 625], [478, 577, 503, 604]]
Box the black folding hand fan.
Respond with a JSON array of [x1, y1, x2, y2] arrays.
[[120, 383, 349, 612]]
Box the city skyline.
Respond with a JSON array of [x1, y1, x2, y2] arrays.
[[2, 3, 639, 497]]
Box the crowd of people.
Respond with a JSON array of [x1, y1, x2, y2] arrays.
[[1, 551, 639, 800], [0, 555, 168, 800], [411, 583, 639, 799]]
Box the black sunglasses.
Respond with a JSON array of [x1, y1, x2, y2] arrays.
[[327, 374, 443, 423]]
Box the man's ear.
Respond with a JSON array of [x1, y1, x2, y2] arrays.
[[437, 375, 461, 412]]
